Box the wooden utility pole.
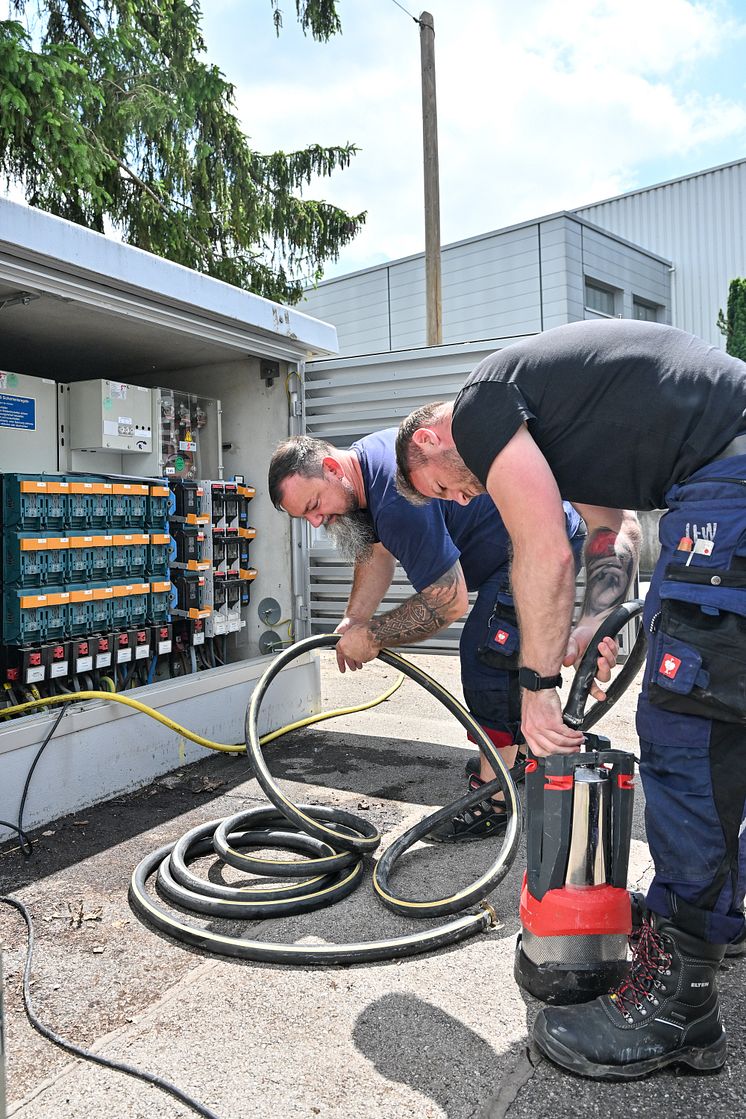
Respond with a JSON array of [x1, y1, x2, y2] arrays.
[[419, 11, 442, 346]]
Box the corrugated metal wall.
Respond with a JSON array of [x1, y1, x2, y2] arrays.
[[303, 340, 511, 651], [574, 159, 746, 346]]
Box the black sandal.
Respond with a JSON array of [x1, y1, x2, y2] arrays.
[[425, 775, 509, 844]]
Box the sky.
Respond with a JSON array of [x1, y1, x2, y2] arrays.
[[199, 0, 746, 280]]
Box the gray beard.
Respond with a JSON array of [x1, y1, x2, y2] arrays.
[[326, 509, 377, 565]]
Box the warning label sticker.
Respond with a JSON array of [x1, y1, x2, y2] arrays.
[[0, 393, 36, 430]]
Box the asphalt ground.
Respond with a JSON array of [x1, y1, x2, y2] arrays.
[[0, 649, 743, 1119]]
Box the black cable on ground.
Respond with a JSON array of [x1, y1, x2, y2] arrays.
[[1, 895, 223, 1119], [1, 706, 67, 856], [130, 636, 522, 964]]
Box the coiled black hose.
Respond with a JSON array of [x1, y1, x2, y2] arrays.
[[130, 635, 522, 963]]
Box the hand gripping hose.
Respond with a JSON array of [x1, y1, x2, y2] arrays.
[[563, 599, 647, 731], [129, 634, 522, 964]]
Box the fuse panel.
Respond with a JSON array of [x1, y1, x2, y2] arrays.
[[2, 468, 258, 702], [1, 471, 173, 691], [194, 480, 257, 639], [168, 477, 256, 643]]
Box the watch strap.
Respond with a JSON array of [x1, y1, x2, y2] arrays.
[[518, 667, 563, 691]]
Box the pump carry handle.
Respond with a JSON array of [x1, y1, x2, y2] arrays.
[[563, 599, 646, 732]]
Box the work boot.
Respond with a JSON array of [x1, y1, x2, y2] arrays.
[[425, 773, 508, 844], [631, 891, 744, 964], [533, 914, 727, 1080]]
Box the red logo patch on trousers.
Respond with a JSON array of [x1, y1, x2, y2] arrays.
[[659, 654, 681, 679], [493, 629, 509, 645]]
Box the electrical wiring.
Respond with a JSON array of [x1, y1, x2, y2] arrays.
[[0, 667, 406, 855], [1, 706, 67, 855], [0, 896, 222, 1119], [0, 672, 405, 752]]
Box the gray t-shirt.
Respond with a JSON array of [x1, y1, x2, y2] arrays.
[[452, 320, 746, 510]]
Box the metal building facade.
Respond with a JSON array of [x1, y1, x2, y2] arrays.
[[301, 213, 671, 358], [574, 158, 746, 346], [301, 217, 671, 647]]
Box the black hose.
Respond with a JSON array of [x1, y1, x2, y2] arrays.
[[130, 636, 522, 964], [563, 600, 647, 731], [1, 706, 67, 855]]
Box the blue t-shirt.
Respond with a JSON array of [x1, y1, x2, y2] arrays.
[[353, 429, 583, 593]]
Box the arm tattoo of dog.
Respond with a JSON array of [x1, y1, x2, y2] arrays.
[[369, 564, 464, 646]]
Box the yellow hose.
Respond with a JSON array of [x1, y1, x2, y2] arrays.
[[0, 673, 405, 753]]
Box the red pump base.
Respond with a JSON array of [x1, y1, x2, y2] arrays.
[[514, 874, 632, 1005]]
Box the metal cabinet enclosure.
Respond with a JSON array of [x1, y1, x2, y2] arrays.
[[0, 200, 337, 839]]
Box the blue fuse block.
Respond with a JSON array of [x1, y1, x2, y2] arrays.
[[148, 580, 172, 625], [147, 484, 171, 530], [3, 533, 68, 588], [147, 533, 171, 579], [68, 480, 112, 530], [111, 581, 150, 629], [67, 584, 113, 636], [3, 476, 51, 531], [3, 587, 70, 645]]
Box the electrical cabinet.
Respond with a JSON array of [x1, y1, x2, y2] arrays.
[[0, 195, 334, 844], [1, 469, 174, 687], [155, 389, 220, 481], [67, 379, 153, 453], [0, 372, 58, 472]]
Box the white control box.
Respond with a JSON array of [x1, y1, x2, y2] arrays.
[[66, 379, 153, 453]]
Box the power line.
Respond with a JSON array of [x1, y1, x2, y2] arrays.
[[389, 0, 420, 24]]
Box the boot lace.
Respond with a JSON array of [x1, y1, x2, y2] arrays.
[[609, 918, 672, 1023]]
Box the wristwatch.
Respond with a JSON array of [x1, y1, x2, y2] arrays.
[[518, 667, 563, 691]]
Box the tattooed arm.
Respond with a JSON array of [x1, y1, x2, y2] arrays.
[[334, 561, 469, 671], [335, 543, 397, 672], [566, 505, 641, 667]]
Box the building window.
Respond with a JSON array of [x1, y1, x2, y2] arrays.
[[584, 278, 617, 317], [633, 297, 660, 322]]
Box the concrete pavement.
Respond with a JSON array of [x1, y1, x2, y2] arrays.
[[0, 650, 742, 1119]]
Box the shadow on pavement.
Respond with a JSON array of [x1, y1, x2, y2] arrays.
[[354, 990, 525, 1119]]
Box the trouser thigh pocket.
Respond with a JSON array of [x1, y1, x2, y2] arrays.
[[477, 591, 520, 671], [649, 569, 746, 723]]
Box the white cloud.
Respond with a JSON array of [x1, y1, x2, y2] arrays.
[[225, 0, 746, 276]]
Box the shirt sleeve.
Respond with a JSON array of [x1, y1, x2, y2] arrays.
[[375, 496, 460, 592], [452, 381, 534, 485]]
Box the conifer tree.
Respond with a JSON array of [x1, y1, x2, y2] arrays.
[[0, 1, 362, 303], [717, 278, 746, 362]]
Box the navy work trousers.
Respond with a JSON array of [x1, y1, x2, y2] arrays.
[[637, 455, 746, 946], [459, 531, 586, 744]]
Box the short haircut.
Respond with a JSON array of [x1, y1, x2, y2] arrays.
[[395, 401, 447, 504], [267, 434, 336, 509]]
